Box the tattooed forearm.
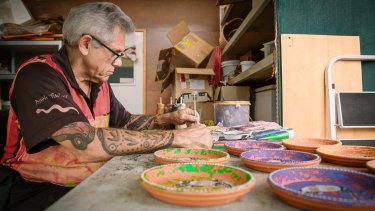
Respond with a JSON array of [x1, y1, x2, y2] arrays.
[[53, 122, 95, 150], [98, 128, 174, 155], [124, 115, 155, 130]]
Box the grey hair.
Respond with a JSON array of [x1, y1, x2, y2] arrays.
[[62, 2, 135, 47]]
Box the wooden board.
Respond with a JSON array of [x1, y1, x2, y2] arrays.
[[281, 34, 375, 140]]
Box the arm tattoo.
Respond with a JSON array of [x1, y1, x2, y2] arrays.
[[52, 122, 95, 150], [97, 128, 174, 155], [124, 115, 155, 130]]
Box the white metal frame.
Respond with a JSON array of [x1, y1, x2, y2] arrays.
[[325, 55, 375, 139]]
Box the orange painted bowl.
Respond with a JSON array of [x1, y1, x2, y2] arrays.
[[240, 150, 321, 173], [140, 163, 256, 206], [154, 148, 230, 165], [224, 141, 285, 156], [282, 138, 341, 153], [268, 167, 375, 211], [316, 145, 375, 167], [366, 160, 375, 174]]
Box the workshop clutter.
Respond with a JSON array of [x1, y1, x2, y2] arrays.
[[221, 60, 239, 79], [172, 68, 215, 103], [156, 21, 215, 122], [0, 14, 64, 40], [214, 101, 250, 127]]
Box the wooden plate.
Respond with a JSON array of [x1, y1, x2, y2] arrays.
[[240, 150, 321, 173], [154, 148, 230, 165], [224, 141, 285, 156], [268, 167, 375, 211], [140, 163, 256, 206], [366, 160, 375, 174], [282, 138, 341, 153], [316, 145, 375, 167]]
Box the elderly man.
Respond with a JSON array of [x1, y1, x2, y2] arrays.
[[0, 2, 212, 210]]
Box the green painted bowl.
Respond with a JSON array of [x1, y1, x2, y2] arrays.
[[140, 163, 256, 206], [154, 148, 230, 165]]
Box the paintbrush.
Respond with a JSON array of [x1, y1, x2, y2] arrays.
[[192, 91, 198, 124]]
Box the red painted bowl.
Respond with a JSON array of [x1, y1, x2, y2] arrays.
[[366, 160, 375, 174], [316, 145, 375, 167], [282, 138, 341, 153]]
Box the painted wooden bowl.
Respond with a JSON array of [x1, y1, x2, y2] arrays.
[[240, 150, 321, 173], [268, 167, 375, 211], [224, 141, 285, 156], [366, 160, 375, 174], [258, 139, 283, 145], [154, 148, 230, 165], [316, 145, 375, 167], [282, 138, 341, 153], [140, 163, 256, 206]]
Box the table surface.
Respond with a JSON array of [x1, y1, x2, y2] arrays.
[[46, 151, 366, 211]]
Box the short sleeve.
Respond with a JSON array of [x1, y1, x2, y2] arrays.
[[11, 62, 87, 152]]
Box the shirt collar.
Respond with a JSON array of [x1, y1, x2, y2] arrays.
[[51, 45, 101, 100]]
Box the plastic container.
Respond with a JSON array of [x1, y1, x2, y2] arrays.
[[240, 60, 255, 72], [260, 40, 275, 58], [221, 60, 239, 77], [214, 101, 250, 127]]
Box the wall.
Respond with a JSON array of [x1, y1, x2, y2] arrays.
[[22, 0, 219, 114]]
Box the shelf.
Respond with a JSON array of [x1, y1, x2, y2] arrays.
[[222, 0, 274, 57], [228, 53, 273, 85], [220, 1, 253, 26], [0, 40, 63, 74], [0, 40, 62, 53], [0, 73, 16, 80]]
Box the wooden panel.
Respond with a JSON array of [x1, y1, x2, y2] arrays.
[[281, 34, 375, 140], [276, 0, 375, 91]]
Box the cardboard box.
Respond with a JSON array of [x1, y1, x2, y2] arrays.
[[214, 86, 250, 101], [254, 85, 276, 122], [167, 21, 214, 68], [172, 68, 215, 103], [185, 101, 214, 123], [156, 21, 214, 88]]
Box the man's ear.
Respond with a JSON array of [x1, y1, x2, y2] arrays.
[[78, 35, 91, 56]]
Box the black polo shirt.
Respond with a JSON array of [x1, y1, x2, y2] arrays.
[[11, 46, 131, 153]]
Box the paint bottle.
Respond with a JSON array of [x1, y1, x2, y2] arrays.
[[156, 97, 165, 115]]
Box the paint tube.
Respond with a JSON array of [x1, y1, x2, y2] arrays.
[[253, 129, 285, 139], [257, 128, 294, 140]]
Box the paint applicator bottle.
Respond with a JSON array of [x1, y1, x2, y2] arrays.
[[156, 97, 165, 115]]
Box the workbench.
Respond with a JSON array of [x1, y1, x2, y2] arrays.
[[46, 152, 365, 211]]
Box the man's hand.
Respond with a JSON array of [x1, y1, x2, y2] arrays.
[[160, 108, 200, 125], [172, 124, 213, 148], [157, 108, 200, 126]]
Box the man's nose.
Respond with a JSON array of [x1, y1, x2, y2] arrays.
[[113, 57, 122, 67]]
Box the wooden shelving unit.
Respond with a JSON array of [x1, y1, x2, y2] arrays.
[[0, 40, 62, 79], [222, 0, 274, 57], [221, 0, 275, 87], [228, 53, 273, 86], [220, 1, 252, 26]]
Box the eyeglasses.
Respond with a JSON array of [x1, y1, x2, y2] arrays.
[[85, 34, 124, 64]]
